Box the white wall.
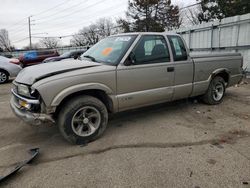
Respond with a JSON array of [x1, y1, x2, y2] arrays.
[[171, 13, 250, 72]]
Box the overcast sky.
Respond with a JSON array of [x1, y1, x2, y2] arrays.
[[0, 0, 196, 48]]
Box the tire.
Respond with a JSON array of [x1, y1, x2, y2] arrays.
[[0, 70, 9, 84], [202, 76, 226, 105], [57, 95, 108, 144]]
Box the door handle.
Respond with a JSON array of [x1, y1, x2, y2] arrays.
[[167, 67, 175, 72]]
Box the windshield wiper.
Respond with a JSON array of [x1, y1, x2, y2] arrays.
[[83, 55, 96, 62]]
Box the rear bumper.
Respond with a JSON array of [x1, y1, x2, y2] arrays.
[[10, 90, 54, 125]]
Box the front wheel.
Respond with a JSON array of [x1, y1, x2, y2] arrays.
[[0, 70, 9, 84], [57, 95, 108, 144], [202, 76, 226, 105]]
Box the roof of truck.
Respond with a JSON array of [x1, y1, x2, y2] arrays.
[[113, 32, 181, 37]]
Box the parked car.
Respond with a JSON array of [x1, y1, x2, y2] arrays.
[[0, 56, 22, 83], [43, 50, 86, 63], [11, 32, 243, 144], [19, 50, 59, 67]]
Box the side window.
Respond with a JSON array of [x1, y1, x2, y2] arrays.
[[168, 36, 188, 61], [132, 35, 170, 65], [38, 51, 50, 56]]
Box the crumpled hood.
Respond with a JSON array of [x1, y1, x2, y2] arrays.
[[15, 59, 100, 85]]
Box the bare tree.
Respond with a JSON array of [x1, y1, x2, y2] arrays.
[[39, 37, 60, 48], [70, 18, 117, 47], [22, 42, 41, 50], [70, 34, 86, 47], [96, 18, 116, 38], [186, 7, 201, 25], [71, 24, 99, 47], [0, 29, 11, 51]]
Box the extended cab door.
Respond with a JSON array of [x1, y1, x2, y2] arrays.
[[167, 35, 194, 100], [116, 35, 175, 111]]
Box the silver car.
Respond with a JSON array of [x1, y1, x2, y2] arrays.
[[0, 56, 22, 83]]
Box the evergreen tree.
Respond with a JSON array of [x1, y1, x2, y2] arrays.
[[118, 0, 181, 32], [198, 0, 250, 23]]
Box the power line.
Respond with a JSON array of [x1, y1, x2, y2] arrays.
[[35, 0, 106, 24], [7, 25, 28, 33], [33, 8, 125, 35], [2, 0, 73, 31], [4, 18, 27, 30], [34, 1, 126, 32], [34, 0, 89, 22], [179, 2, 201, 11], [8, 0, 120, 46], [34, 0, 72, 17], [12, 37, 29, 43], [32, 24, 123, 39]]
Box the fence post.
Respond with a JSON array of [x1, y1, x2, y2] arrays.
[[235, 16, 241, 52], [211, 24, 214, 51]]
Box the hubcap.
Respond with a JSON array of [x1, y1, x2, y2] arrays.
[[0, 72, 7, 83], [212, 82, 224, 101], [71, 106, 101, 137]]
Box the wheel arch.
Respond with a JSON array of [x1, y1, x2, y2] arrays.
[[0, 68, 10, 76], [211, 68, 230, 85], [52, 84, 117, 116]]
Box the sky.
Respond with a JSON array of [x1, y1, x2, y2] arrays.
[[0, 0, 196, 48]]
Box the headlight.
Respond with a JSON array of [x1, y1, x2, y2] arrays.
[[18, 84, 30, 97]]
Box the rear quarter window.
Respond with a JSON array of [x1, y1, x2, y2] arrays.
[[168, 35, 188, 61]]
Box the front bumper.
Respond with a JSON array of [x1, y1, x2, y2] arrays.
[[10, 89, 54, 125]]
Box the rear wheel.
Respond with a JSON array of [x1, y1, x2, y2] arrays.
[[202, 76, 226, 105], [0, 70, 9, 84], [57, 95, 108, 144]]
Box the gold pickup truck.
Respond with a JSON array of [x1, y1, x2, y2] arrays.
[[10, 32, 243, 144]]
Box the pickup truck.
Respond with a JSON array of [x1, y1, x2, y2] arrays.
[[10, 32, 243, 144]]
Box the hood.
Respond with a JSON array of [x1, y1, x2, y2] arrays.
[[44, 56, 63, 62], [15, 59, 101, 85]]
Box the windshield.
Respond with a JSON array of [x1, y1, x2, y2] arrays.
[[81, 35, 137, 65], [60, 52, 71, 58]]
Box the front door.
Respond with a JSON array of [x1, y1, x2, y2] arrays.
[[116, 35, 175, 111]]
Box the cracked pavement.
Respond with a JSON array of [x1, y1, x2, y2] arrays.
[[0, 80, 250, 188]]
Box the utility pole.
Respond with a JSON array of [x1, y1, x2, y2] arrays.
[[28, 16, 32, 49]]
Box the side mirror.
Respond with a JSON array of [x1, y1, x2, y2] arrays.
[[73, 55, 78, 59], [124, 52, 136, 66]]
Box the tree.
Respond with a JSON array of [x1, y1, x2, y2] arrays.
[[70, 18, 117, 47], [39, 37, 60, 48], [96, 18, 116, 38], [117, 18, 131, 32], [0, 29, 11, 51], [185, 7, 201, 25], [118, 0, 182, 32], [198, 0, 250, 23], [71, 24, 99, 47]]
